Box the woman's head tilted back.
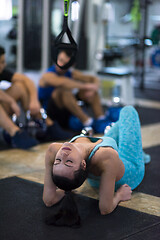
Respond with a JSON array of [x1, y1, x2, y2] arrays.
[[52, 142, 89, 191], [45, 142, 89, 227]]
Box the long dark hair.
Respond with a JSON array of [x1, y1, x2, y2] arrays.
[[52, 162, 88, 191], [44, 191, 80, 227], [44, 162, 89, 227]]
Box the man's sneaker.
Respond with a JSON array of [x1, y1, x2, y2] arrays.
[[11, 130, 39, 149], [80, 127, 94, 136], [25, 109, 47, 138], [68, 115, 83, 131], [68, 115, 112, 134], [45, 121, 73, 141], [106, 106, 122, 122], [2, 130, 12, 145], [104, 122, 115, 134], [27, 118, 47, 140], [92, 118, 112, 134]]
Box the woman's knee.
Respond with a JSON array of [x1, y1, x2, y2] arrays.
[[120, 105, 138, 119]]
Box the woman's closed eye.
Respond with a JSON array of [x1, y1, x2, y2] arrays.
[[54, 159, 73, 166], [54, 159, 61, 165], [66, 160, 73, 163], [65, 160, 73, 167]]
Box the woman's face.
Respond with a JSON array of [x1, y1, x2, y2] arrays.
[[53, 142, 86, 179]]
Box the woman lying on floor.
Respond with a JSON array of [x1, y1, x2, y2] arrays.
[[43, 106, 150, 227]]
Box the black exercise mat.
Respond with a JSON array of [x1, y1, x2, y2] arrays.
[[124, 223, 160, 240], [135, 145, 160, 197], [134, 88, 160, 102], [135, 106, 160, 125], [0, 177, 160, 240]]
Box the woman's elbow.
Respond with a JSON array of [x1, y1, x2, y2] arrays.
[[99, 205, 113, 215], [43, 196, 54, 207]]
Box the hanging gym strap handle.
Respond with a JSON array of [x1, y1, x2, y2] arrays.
[[63, 0, 70, 30], [52, 0, 78, 70], [64, 0, 70, 17]]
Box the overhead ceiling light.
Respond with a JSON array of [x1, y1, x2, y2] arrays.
[[0, 0, 12, 20]]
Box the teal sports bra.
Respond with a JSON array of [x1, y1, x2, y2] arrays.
[[70, 135, 121, 188], [70, 135, 118, 164]]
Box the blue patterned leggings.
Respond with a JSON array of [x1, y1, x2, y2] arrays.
[[89, 106, 145, 190]]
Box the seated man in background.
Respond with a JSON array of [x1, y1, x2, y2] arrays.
[[38, 50, 111, 134], [0, 46, 72, 149]]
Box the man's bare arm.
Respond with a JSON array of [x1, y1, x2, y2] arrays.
[[40, 72, 98, 92], [12, 73, 40, 115], [0, 89, 20, 116], [72, 69, 100, 86]]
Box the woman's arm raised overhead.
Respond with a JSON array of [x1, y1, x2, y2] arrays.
[[43, 143, 65, 207]]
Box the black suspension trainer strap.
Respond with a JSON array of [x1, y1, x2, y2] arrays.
[[52, 0, 78, 70]]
